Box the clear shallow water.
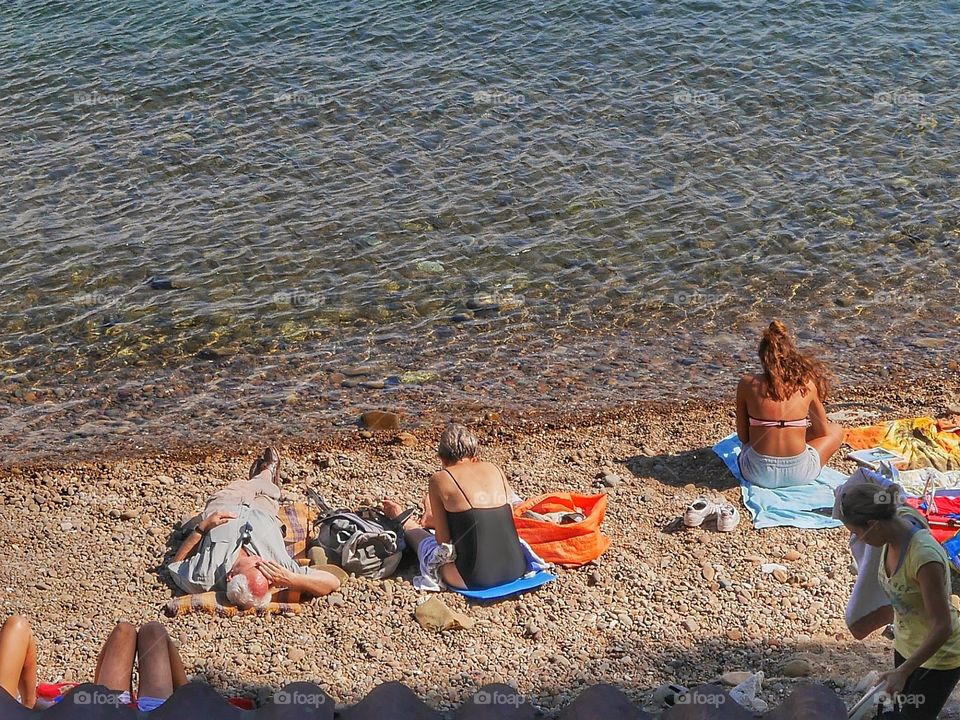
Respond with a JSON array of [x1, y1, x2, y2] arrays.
[[0, 0, 958, 462]]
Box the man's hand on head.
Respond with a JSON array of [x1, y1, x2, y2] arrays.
[[256, 560, 297, 589]]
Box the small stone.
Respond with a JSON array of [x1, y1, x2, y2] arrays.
[[745, 554, 765, 565], [781, 657, 813, 678], [702, 565, 715, 582], [783, 549, 801, 562], [288, 647, 306, 662], [725, 629, 743, 642], [682, 618, 699, 633], [415, 597, 474, 632], [326, 593, 345, 607], [524, 621, 540, 638], [120, 509, 139, 521], [359, 430, 373, 439], [60, 521, 73, 532], [773, 569, 790, 583], [600, 473, 620, 488], [395, 432, 418, 447], [588, 570, 602, 586]]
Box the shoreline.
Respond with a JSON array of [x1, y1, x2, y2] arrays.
[[2, 375, 959, 713], [4, 371, 958, 471]]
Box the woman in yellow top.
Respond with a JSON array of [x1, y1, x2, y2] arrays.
[[841, 484, 960, 719]]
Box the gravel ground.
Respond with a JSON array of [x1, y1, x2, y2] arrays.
[[2, 376, 960, 716]]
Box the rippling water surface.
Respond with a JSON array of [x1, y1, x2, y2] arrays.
[[0, 0, 957, 462]]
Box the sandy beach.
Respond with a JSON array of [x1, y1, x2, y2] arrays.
[[2, 373, 959, 715]]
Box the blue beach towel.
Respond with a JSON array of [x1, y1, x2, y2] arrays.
[[713, 434, 845, 530], [452, 570, 557, 600]]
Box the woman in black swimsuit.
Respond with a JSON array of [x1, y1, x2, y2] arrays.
[[384, 423, 527, 589]]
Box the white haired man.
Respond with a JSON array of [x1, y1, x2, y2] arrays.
[[167, 448, 340, 608]]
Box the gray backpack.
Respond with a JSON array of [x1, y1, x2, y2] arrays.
[[308, 491, 414, 579]]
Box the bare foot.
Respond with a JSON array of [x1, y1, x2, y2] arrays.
[[382, 500, 404, 519], [421, 495, 436, 529], [383, 500, 421, 531]]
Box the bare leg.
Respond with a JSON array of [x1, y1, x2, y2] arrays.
[[384, 500, 433, 554], [383, 501, 467, 589], [420, 494, 435, 530], [94, 622, 136, 694], [0, 615, 37, 708], [167, 636, 188, 690], [807, 421, 844, 466], [136, 623, 176, 701]]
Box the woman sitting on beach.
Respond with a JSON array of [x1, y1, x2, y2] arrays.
[[735, 320, 844, 488], [384, 423, 543, 590], [840, 483, 960, 719], [0, 616, 186, 710]]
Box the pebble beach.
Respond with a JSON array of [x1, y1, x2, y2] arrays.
[[3, 373, 959, 715]]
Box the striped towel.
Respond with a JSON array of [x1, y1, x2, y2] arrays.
[[165, 589, 304, 617], [165, 501, 317, 617], [279, 500, 316, 560]]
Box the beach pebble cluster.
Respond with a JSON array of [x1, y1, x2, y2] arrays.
[[2, 384, 960, 715]]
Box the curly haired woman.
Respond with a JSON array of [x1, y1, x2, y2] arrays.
[[735, 320, 844, 488]]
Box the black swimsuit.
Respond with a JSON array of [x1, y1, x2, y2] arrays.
[[443, 468, 527, 589]]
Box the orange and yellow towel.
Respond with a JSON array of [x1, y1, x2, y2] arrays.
[[846, 417, 960, 471]]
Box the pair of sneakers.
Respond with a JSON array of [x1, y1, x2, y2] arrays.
[[683, 498, 740, 532]]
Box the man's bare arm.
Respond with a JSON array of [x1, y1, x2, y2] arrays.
[[171, 511, 237, 562]]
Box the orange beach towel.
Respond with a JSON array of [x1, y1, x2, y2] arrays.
[[513, 492, 611, 566], [846, 417, 960, 471]]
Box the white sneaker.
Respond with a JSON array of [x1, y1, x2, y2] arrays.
[[684, 498, 718, 528], [717, 503, 741, 532]]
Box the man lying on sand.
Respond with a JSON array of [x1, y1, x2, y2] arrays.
[[1, 616, 185, 710], [166, 447, 340, 608]]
